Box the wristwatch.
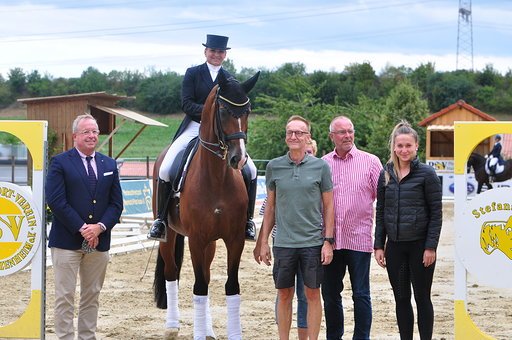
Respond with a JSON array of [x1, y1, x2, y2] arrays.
[[323, 237, 335, 245]]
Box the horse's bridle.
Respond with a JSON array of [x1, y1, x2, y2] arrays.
[[199, 87, 251, 160]]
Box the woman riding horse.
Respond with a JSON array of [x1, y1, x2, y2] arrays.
[[148, 34, 257, 242], [468, 152, 512, 194], [487, 135, 504, 179]]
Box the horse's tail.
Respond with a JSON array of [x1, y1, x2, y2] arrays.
[[153, 249, 167, 309], [153, 233, 185, 309]]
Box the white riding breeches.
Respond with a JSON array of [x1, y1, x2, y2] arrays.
[[159, 121, 257, 182]]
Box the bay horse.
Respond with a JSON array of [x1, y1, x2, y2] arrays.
[[467, 152, 512, 194], [152, 70, 260, 339]]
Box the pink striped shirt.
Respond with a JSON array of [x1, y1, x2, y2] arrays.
[[322, 146, 382, 252]]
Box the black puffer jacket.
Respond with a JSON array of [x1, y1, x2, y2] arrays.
[[374, 158, 442, 250]]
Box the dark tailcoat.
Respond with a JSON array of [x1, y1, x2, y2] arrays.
[[174, 63, 231, 141]]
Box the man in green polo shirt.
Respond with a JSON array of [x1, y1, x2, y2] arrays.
[[254, 114, 335, 340]]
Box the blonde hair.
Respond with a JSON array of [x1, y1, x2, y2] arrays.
[[385, 120, 418, 185], [306, 139, 318, 156]]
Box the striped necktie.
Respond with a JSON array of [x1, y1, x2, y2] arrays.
[[86, 156, 97, 193]]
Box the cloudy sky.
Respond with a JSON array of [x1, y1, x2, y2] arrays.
[[0, 0, 511, 78]]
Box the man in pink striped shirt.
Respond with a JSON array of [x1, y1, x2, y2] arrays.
[[321, 116, 382, 340]]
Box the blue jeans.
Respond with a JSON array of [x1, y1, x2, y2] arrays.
[[275, 267, 308, 328], [321, 249, 372, 340]]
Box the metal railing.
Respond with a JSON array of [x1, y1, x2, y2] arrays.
[[0, 154, 270, 185]]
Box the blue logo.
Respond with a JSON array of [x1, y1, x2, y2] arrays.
[[449, 182, 474, 194]]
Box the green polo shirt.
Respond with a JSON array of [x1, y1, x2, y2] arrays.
[[266, 153, 333, 248]]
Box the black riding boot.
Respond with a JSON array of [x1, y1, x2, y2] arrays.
[[148, 179, 172, 242], [245, 178, 257, 240]]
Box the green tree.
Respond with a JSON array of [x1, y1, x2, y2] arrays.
[[337, 62, 379, 105], [410, 62, 436, 99], [367, 81, 429, 164], [339, 96, 386, 153], [76, 67, 108, 93], [0, 79, 11, 107], [26, 70, 53, 97], [222, 58, 237, 75], [135, 71, 182, 114], [308, 70, 345, 105], [476, 64, 501, 88], [427, 70, 477, 111], [250, 96, 340, 163], [378, 64, 411, 97], [7, 67, 26, 96]]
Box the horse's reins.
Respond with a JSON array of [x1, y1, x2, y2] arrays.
[[198, 87, 250, 160]]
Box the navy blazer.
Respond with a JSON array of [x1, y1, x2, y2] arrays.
[[46, 148, 123, 251], [174, 63, 231, 141]]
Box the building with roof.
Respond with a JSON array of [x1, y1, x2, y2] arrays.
[[18, 91, 167, 160], [418, 100, 512, 196], [418, 100, 497, 172]]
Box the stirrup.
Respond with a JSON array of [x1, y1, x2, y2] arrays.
[[245, 220, 256, 241], [148, 220, 167, 242]]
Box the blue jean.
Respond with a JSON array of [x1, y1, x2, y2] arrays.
[[275, 267, 308, 328], [321, 249, 372, 340]]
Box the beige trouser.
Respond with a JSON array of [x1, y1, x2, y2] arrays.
[[51, 247, 109, 340]]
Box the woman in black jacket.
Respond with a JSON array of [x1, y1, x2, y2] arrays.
[[374, 121, 442, 340]]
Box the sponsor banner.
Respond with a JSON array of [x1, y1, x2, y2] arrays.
[[0, 182, 42, 276], [439, 172, 512, 197], [120, 179, 153, 215], [428, 159, 454, 172], [457, 187, 512, 288], [256, 175, 266, 201]]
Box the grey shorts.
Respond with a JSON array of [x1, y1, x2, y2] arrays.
[[272, 246, 323, 289]]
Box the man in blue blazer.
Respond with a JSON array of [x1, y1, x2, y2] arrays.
[[46, 113, 123, 340], [149, 34, 258, 242]]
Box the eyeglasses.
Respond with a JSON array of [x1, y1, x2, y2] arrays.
[[331, 129, 354, 135], [78, 130, 100, 136], [286, 130, 309, 137]]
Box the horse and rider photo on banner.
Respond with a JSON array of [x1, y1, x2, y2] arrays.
[[467, 134, 512, 194]]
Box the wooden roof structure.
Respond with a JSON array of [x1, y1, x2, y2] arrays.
[[419, 99, 496, 127], [418, 100, 496, 160], [18, 92, 167, 159]]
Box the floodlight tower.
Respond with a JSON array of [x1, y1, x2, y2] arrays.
[[456, 0, 474, 71]]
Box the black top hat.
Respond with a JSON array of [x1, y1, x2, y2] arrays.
[[202, 34, 231, 50]]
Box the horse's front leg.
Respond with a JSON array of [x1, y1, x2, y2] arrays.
[[155, 231, 183, 338], [224, 234, 245, 339], [190, 240, 216, 339]]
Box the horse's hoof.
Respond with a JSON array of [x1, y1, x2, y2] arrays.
[[163, 328, 179, 340], [206, 336, 216, 340]]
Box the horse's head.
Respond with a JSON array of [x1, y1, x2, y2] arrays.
[[467, 153, 475, 173], [201, 69, 260, 169], [468, 152, 485, 173]]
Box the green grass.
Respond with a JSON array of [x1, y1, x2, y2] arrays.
[[98, 115, 182, 159]]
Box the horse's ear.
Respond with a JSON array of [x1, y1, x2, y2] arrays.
[[217, 68, 229, 87], [242, 71, 260, 94]]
